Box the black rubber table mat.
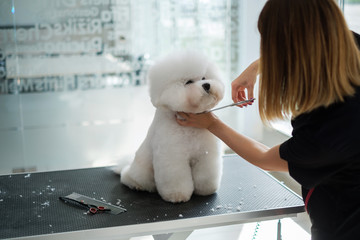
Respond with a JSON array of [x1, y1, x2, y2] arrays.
[[0, 155, 304, 239]]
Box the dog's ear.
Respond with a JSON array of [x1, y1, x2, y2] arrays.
[[151, 85, 183, 110], [148, 76, 162, 107], [147, 65, 161, 107], [150, 92, 160, 107]]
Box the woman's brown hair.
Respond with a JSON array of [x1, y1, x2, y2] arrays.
[[257, 0, 360, 123]]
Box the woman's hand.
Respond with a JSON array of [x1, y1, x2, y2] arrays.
[[231, 59, 259, 106], [176, 112, 219, 130]]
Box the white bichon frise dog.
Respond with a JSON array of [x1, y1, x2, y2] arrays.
[[120, 51, 224, 203]]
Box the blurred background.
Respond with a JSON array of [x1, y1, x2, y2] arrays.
[[0, 0, 359, 175]]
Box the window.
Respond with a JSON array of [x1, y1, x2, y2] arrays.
[[0, 0, 265, 174], [343, 0, 360, 33]]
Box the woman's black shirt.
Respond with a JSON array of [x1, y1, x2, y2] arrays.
[[279, 31, 360, 240]]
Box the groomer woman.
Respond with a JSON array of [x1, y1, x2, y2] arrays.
[[177, 0, 360, 239]]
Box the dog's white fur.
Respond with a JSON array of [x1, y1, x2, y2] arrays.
[[120, 51, 224, 203]]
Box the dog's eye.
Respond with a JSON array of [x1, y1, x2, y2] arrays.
[[185, 80, 194, 85], [202, 77, 206, 80]]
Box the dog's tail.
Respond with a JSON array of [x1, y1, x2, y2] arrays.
[[111, 154, 134, 175]]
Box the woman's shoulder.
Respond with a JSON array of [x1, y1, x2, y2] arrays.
[[294, 85, 360, 122], [291, 85, 360, 142], [352, 31, 360, 49]]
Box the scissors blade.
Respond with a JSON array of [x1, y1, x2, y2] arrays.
[[204, 98, 255, 113]]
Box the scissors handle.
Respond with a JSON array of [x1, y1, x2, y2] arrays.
[[59, 196, 110, 214], [89, 207, 98, 214], [88, 204, 111, 213]]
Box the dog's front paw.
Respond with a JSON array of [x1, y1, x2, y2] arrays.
[[160, 191, 192, 203], [194, 185, 218, 196]]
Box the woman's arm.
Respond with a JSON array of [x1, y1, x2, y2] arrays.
[[176, 112, 288, 172], [231, 59, 259, 103]]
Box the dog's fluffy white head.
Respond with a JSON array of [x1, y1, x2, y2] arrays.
[[148, 51, 224, 113]]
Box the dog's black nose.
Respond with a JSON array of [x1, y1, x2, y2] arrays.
[[202, 83, 210, 93]]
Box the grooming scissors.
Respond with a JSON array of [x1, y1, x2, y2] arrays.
[[202, 98, 255, 113]]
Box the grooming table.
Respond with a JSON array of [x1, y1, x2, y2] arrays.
[[0, 155, 305, 240]]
